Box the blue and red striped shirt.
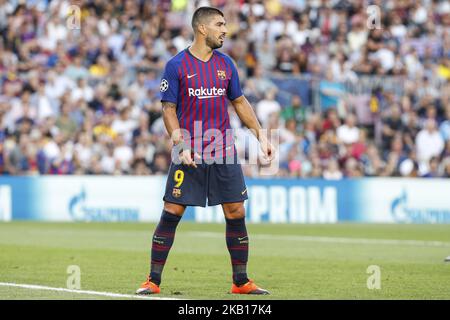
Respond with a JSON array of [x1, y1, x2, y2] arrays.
[[160, 48, 242, 159]]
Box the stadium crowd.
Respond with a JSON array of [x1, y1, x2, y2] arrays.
[[0, 0, 450, 178]]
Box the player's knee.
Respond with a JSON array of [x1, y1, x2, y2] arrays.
[[164, 202, 186, 216], [223, 204, 245, 220]]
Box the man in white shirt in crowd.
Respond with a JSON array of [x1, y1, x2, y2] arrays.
[[255, 90, 281, 128], [416, 119, 444, 174], [337, 113, 360, 145]]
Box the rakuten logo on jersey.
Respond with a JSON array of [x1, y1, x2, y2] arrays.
[[188, 87, 226, 99]]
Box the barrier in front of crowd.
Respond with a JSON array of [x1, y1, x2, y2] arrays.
[[1, 176, 449, 223]]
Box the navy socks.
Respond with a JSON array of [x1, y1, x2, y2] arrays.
[[225, 217, 249, 286], [149, 210, 182, 285]]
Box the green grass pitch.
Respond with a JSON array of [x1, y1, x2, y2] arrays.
[[0, 222, 449, 299]]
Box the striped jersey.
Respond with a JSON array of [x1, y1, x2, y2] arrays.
[[159, 48, 242, 159]]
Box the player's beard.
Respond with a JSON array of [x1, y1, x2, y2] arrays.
[[205, 34, 223, 49]]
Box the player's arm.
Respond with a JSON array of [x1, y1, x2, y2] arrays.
[[162, 101, 199, 168], [225, 57, 274, 161], [231, 95, 274, 161], [162, 101, 182, 144], [160, 61, 198, 168], [230, 95, 262, 137]]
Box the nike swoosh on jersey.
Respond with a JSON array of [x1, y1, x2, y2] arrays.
[[187, 73, 197, 79]]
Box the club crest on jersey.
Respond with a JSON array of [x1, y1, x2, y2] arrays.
[[217, 70, 226, 80], [172, 188, 181, 198]]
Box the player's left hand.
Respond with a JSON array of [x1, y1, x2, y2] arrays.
[[259, 136, 275, 163]]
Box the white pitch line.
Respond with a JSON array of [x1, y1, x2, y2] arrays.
[[0, 282, 183, 300], [187, 232, 450, 248]]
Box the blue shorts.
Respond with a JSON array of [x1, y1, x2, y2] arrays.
[[163, 156, 248, 207]]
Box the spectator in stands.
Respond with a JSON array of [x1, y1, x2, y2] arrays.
[[111, 107, 137, 145], [319, 69, 345, 111], [323, 158, 343, 180], [56, 103, 77, 141], [422, 156, 441, 178], [416, 119, 445, 174], [255, 90, 281, 128], [280, 95, 307, 130], [381, 105, 403, 151], [443, 158, 450, 178], [71, 78, 94, 104], [439, 107, 450, 141], [113, 134, 133, 174], [337, 114, 359, 145], [243, 63, 278, 102]]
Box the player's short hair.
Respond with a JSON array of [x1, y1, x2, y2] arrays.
[[191, 6, 224, 32]]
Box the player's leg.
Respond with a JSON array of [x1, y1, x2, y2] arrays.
[[137, 162, 207, 295], [222, 202, 269, 295], [149, 202, 185, 285], [222, 201, 249, 285], [208, 156, 269, 294], [136, 202, 185, 295]]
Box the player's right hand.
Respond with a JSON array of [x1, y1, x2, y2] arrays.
[[179, 149, 201, 168]]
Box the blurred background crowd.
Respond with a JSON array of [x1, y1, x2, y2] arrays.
[[0, 0, 449, 178]]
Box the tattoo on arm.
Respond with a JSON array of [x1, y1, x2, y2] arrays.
[[162, 101, 181, 144], [162, 101, 176, 111]]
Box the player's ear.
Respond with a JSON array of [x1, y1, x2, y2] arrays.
[[198, 23, 207, 36]]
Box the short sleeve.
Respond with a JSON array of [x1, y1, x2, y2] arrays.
[[226, 57, 243, 101], [160, 61, 179, 104]]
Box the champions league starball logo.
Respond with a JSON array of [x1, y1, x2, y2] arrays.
[[390, 189, 450, 223], [68, 187, 139, 221], [160, 79, 169, 92]]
